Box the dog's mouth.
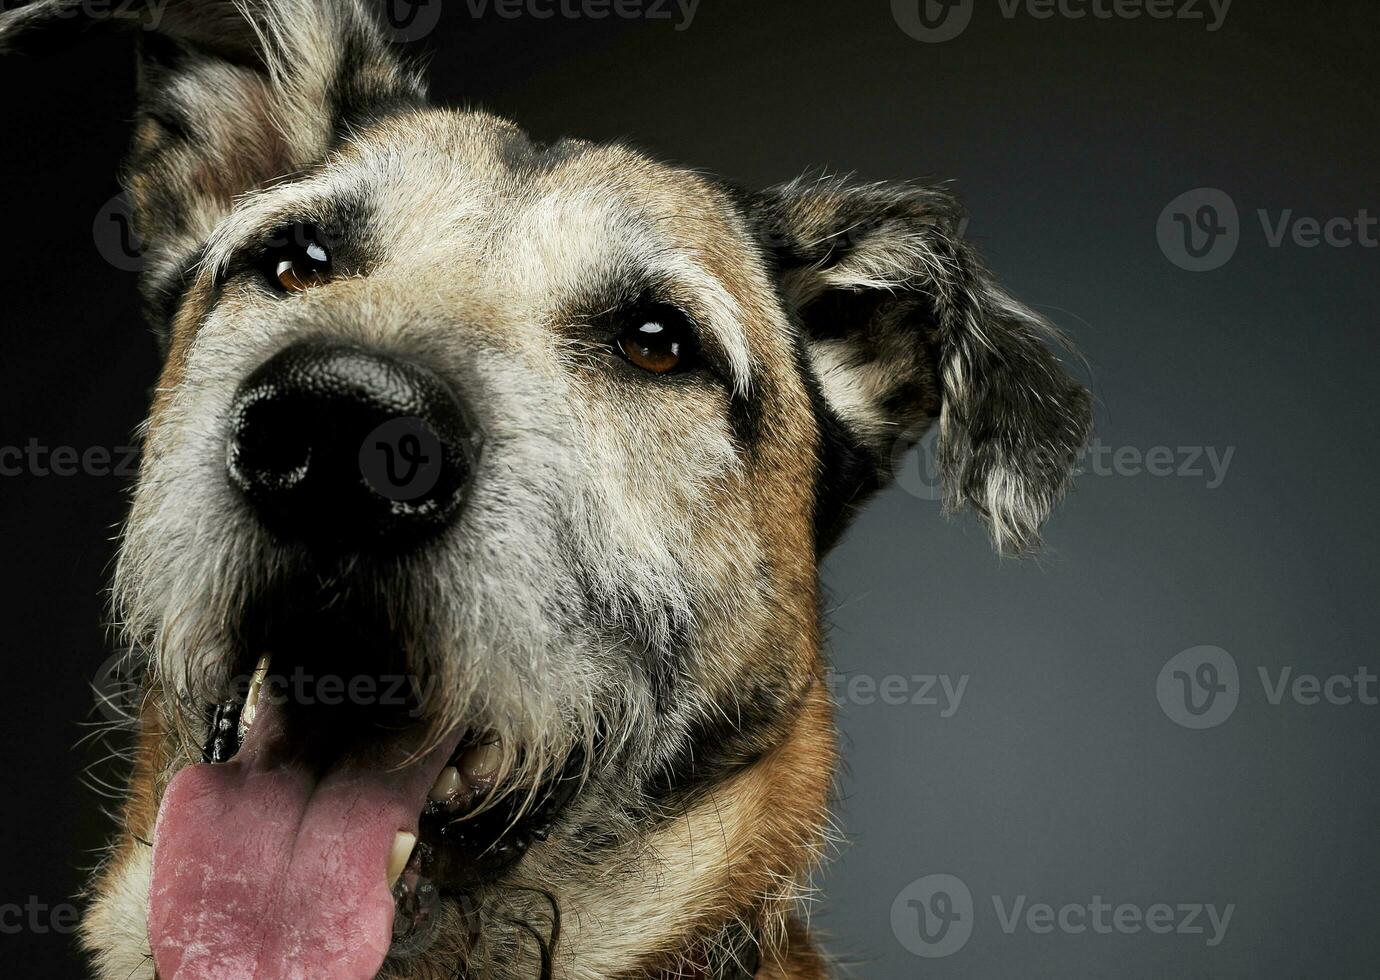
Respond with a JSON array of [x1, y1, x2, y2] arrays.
[[147, 650, 583, 980]]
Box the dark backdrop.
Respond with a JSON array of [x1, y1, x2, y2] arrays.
[[2, 1, 1377, 976]]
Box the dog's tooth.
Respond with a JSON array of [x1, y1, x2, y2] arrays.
[[459, 742, 502, 781], [387, 831, 417, 888], [428, 766, 463, 803], [245, 655, 271, 708], [239, 655, 271, 732]]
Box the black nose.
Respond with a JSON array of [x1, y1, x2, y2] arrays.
[[227, 341, 479, 550]]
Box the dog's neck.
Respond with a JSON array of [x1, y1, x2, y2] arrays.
[[658, 921, 761, 979]]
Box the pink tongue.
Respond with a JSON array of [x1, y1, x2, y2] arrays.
[[149, 700, 462, 980]]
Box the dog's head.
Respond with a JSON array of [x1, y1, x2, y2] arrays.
[[4, 1, 1090, 976]]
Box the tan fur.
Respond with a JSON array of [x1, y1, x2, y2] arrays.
[[0, 4, 1089, 975], [85, 111, 843, 978]]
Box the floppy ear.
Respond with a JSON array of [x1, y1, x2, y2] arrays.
[[756, 177, 1092, 555], [0, 0, 425, 327]]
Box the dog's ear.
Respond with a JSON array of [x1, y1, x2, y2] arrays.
[[756, 177, 1092, 555], [0, 0, 425, 323]]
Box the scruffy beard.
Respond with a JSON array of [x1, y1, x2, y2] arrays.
[[108, 329, 716, 792], [109, 414, 671, 978], [108, 488, 727, 980]]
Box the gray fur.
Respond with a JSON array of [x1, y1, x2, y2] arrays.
[[0, 2, 1092, 976]]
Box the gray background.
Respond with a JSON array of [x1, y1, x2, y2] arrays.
[[1, 0, 1376, 976]]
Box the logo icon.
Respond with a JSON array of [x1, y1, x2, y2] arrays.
[[389, 871, 447, 957], [92, 649, 145, 725], [892, 0, 974, 42], [892, 873, 974, 958], [892, 426, 944, 502], [359, 417, 444, 502], [1157, 645, 1240, 729], [1157, 188, 1240, 272], [380, 0, 442, 42], [92, 191, 144, 272]]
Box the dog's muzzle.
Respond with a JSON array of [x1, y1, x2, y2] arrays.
[[148, 345, 586, 980], [226, 340, 480, 551]]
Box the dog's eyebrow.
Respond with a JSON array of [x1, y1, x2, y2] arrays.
[[199, 173, 350, 280], [512, 183, 755, 397], [639, 251, 753, 400]]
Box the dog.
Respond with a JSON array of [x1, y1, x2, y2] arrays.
[[1, 1, 1092, 976]]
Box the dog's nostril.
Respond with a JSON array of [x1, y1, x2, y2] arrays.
[[231, 400, 314, 492], [227, 341, 479, 551]]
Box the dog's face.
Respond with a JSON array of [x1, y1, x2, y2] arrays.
[[2, 1, 1090, 977]]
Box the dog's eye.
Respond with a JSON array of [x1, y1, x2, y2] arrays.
[[615, 307, 699, 375], [265, 224, 333, 293]]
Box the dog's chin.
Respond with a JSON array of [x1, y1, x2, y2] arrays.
[[145, 595, 586, 980]]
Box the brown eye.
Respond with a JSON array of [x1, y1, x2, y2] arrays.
[[266, 224, 333, 292], [616, 307, 699, 375]]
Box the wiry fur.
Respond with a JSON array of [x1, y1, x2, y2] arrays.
[[1, 2, 1091, 977], [756, 176, 1092, 554]]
